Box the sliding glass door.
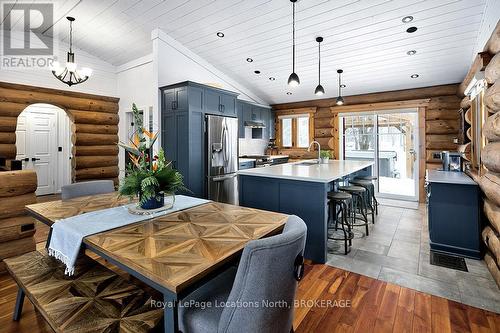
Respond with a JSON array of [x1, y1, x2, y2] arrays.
[[340, 109, 419, 201]]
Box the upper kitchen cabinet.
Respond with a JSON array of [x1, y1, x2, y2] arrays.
[[237, 100, 273, 140], [203, 86, 238, 117], [162, 85, 188, 112]]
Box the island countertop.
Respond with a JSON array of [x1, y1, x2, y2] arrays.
[[237, 159, 374, 183]]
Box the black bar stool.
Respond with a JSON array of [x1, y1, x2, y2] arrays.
[[349, 178, 376, 224], [353, 175, 379, 215], [327, 191, 354, 255], [338, 185, 369, 236]]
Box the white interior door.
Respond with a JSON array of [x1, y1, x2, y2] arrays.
[[16, 106, 60, 196]]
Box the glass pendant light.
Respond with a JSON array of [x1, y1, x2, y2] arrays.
[[314, 36, 324, 96], [287, 0, 300, 87], [336, 69, 344, 105]]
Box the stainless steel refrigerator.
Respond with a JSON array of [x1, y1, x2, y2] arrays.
[[206, 115, 238, 204]]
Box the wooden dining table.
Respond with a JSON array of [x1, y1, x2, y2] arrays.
[[25, 192, 289, 333]]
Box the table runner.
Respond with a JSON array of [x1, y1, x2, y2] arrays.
[[48, 195, 210, 275]]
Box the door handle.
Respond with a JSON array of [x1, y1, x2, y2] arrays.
[[213, 174, 236, 182], [31, 158, 41, 161]]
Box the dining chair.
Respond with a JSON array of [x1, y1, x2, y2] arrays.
[[61, 180, 115, 200], [178, 215, 307, 333]]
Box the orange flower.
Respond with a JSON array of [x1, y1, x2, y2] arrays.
[[152, 162, 158, 171]]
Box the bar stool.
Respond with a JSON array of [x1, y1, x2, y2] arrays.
[[354, 176, 379, 215], [349, 179, 375, 224], [338, 185, 369, 236], [327, 191, 354, 255]]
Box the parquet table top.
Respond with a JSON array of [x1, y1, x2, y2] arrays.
[[25, 192, 132, 225], [84, 202, 289, 293]]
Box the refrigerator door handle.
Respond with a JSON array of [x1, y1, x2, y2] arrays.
[[212, 174, 237, 182]]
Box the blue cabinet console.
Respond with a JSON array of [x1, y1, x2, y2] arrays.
[[426, 170, 482, 259], [160, 81, 239, 198]]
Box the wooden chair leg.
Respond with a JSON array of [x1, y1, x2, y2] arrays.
[[13, 288, 25, 321]]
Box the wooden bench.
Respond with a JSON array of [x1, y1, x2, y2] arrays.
[[4, 250, 164, 333]]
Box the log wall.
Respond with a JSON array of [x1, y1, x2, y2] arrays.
[[272, 84, 461, 202], [0, 82, 120, 183], [0, 170, 37, 273], [469, 23, 500, 288]]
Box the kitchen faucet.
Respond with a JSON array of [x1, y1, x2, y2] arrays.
[[308, 141, 321, 163]]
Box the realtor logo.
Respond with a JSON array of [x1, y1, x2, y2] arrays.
[[1, 2, 55, 69]]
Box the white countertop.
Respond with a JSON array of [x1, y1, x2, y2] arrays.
[[426, 170, 477, 185], [239, 158, 256, 163], [237, 159, 374, 183]]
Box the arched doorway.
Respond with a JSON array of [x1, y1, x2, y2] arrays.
[[16, 103, 73, 196]]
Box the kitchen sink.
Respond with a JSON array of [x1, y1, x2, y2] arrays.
[[296, 160, 319, 166]]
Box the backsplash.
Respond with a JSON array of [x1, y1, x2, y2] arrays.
[[239, 128, 268, 156]]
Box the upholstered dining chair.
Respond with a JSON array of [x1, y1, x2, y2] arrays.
[[61, 180, 115, 200], [178, 215, 307, 333]]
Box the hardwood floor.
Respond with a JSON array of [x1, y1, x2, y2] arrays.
[[1, 260, 498, 332]]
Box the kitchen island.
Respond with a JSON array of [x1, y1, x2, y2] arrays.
[[238, 160, 373, 263]]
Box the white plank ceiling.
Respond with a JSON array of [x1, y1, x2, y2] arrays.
[[3, 0, 496, 104]]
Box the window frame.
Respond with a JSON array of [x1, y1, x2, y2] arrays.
[[274, 107, 316, 149]]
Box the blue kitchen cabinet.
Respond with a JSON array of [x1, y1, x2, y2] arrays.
[[237, 100, 273, 139], [160, 81, 239, 198], [426, 171, 482, 259]]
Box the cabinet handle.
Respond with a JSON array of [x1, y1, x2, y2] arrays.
[[222, 105, 225, 112], [172, 101, 178, 110]]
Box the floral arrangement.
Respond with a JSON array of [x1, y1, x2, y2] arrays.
[[118, 104, 186, 209]]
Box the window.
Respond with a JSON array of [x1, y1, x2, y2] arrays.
[[278, 114, 311, 149]]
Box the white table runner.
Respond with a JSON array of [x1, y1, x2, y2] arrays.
[[48, 195, 210, 275]]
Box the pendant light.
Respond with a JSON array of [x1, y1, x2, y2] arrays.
[[287, 0, 300, 87], [314, 36, 324, 96], [51, 17, 92, 86], [336, 69, 345, 105]]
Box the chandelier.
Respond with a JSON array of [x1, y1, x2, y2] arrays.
[[51, 17, 92, 86]]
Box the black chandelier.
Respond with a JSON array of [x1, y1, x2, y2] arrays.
[[314, 37, 324, 96], [52, 17, 92, 86], [287, 0, 300, 87]]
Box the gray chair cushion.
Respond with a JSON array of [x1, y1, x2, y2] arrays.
[[61, 180, 114, 200], [178, 215, 307, 333], [178, 267, 237, 333]]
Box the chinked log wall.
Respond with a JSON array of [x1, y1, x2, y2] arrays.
[[473, 21, 500, 288], [272, 84, 461, 202], [0, 82, 120, 184], [0, 170, 37, 273]]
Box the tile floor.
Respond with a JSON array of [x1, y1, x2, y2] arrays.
[[326, 203, 500, 313]]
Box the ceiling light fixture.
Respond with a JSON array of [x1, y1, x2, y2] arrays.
[[286, 92, 292, 95], [269, 77, 276, 81], [406, 26, 418, 33], [246, 57, 253, 62], [216, 32, 224, 37], [336, 69, 345, 106], [254, 70, 261, 74], [411, 74, 419, 78], [407, 50, 417, 55], [287, 0, 300, 87], [402, 16, 413, 23], [314, 36, 325, 96], [51, 17, 92, 86]]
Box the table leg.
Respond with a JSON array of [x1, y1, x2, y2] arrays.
[[45, 227, 53, 248], [163, 292, 179, 333], [13, 288, 25, 321]]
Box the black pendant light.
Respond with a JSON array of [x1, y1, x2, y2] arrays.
[[287, 0, 300, 87], [314, 36, 324, 96], [336, 69, 345, 105]]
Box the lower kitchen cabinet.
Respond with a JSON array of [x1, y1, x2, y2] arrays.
[[427, 173, 481, 259]]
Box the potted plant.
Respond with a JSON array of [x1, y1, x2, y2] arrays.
[[118, 104, 187, 210], [319, 150, 331, 164]]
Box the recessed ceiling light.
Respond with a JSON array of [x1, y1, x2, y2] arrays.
[[411, 74, 419, 78], [216, 32, 224, 37], [407, 50, 417, 55], [269, 77, 276, 81], [406, 26, 418, 33], [254, 70, 261, 74], [286, 92, 292, 95], [246, 57, 253, 62], [340, 84, 346, 88], [402, 16, 413, 23]]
